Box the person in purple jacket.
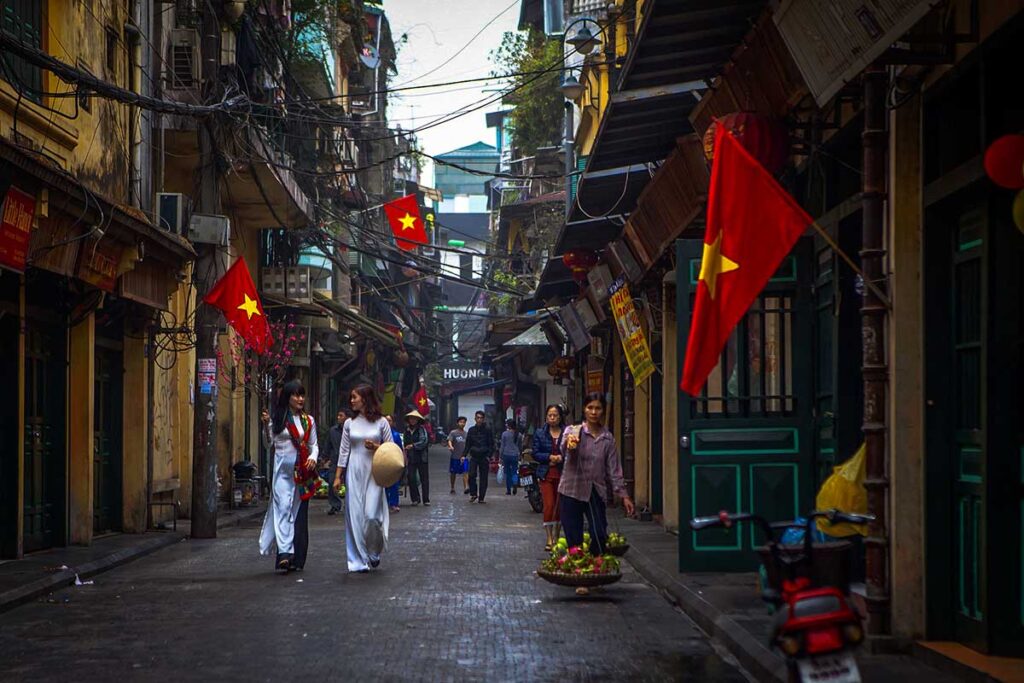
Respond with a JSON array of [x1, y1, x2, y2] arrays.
[[560, 392, 636, 557]]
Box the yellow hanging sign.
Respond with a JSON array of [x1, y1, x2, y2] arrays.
[[608, 279, 656, 385]]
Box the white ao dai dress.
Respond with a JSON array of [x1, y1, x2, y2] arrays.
[[339, 414, 393, 571]]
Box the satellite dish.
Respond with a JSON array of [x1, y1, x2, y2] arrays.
[[360, 45, 381, 69]]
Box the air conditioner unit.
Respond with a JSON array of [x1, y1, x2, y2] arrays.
[[188, 213, 230, 246], [156, 192, 186, 235], [285, 266, 311, 303], [167, 28, 198, 90]]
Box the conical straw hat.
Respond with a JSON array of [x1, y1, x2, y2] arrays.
[[372, 441, 405, 487]]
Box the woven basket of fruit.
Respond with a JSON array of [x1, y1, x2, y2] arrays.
[[537, 569, 623, 587], [606, 532, 629, 556], [537, 541, 622, 588]]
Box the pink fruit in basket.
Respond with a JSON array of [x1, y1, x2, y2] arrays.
[[568, 546, 581, 556], [574, 568, 582, 575], [558, 555, 568, 566]]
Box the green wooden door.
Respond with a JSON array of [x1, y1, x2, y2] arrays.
[[926, 196, 1024, 655], [676, 238, 816, 571], [23, 321, 66, 553], [93, 345, 123, 534]]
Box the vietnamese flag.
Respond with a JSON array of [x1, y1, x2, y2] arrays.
[[383, 195, 428, 250], [203, 258, 273, 354], [413, 385, 430, 415], [679, 123, 812, 395]]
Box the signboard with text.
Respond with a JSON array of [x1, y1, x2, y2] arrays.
[[0, 186, 36, 273], [608, 277, 656, 385]]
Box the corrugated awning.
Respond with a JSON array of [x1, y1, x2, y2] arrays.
[[562, 0, 765, 243], [448, 378, 508, 398], [313, 292, 400, 349]]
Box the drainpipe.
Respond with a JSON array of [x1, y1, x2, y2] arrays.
[[861, 64, 890, 635], [564, 101, 574, 217], [145, 326, 155, 529]]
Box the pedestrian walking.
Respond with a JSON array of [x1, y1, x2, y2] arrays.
[[533, 404, 565, 551], [385, 415, 404, 513], [404, 410, 431, 506], [560, 393, 635, 594], [499, 419, 522, 496], [258, 380, 319, 573], [465, 411, 493, 503], [323, 409, 349, 515], [447, 416, 469, 495], [333, 384, 394, 573]]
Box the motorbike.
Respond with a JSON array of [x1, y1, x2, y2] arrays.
[[690, 508, 874, 683], [517, 460, 543, 513]]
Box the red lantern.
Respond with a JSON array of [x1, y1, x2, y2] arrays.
[[562, 249, 598, 285], [984, 134, 1024, 189], [554, 356, 575, 373], [702, 112, 790, 175]]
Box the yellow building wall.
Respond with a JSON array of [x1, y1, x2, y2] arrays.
[[68, 313, 95, 544], [151, 275, 195, 521], [122, 333, 148, 532], [0, 1, 132, 199], [633, 376, 651, 509]]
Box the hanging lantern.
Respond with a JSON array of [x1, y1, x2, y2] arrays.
[[702, 112, 790, 175], [554, 355, 575, 373], [983, 134, 1024, 189], [394, 349, 410, 368], [562, 249, 598, 285], [1013, 189, 1024, 234]]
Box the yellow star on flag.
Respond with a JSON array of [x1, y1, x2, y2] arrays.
[[418, 396, 427, 407], [398, 213, 418, 231], [237, 293, 261, 320], [698, 231, 739, 300]]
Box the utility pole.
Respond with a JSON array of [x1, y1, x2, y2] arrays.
[[190, 2, 223, 538]]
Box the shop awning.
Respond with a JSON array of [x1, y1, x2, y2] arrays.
[[448, 378, 508, 398], [313, 292, 400, 349], [559, 0, 766, 249]]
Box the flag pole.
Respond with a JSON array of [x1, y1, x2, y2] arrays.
[[807, 220, 892, 311]]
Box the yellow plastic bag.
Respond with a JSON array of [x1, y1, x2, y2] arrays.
[[814, 444, 868, 537]]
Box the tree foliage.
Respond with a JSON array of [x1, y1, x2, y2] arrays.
[[491, 29, 564, 157]]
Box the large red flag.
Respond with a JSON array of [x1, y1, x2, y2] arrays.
[[413, 385, 430, 415], [679, 123, 812, 395], [203, 258, 274, 354], [383, 195, 429, 250]]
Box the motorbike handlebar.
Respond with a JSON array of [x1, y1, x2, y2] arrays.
[[810, 509, 876, 526], [689, 509, 875, 537]]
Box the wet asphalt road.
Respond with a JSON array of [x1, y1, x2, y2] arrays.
[[0, 447, 748, 682]]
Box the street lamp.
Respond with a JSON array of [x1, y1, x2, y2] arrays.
[[559, 74, 585, 100], [566, 24, 601, 55]]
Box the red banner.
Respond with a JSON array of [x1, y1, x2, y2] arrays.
[[0, 186, 37, 273]]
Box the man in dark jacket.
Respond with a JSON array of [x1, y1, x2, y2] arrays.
[[464, 411, 494, 503], [323, 409, 348, 514]]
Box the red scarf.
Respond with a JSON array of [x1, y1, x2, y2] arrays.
[[287, 413, 319, 500]]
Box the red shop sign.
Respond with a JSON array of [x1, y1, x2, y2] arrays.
[[0, 186, 37, 273]]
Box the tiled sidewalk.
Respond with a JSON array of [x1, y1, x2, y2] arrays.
[[620, 517, 970, 683]]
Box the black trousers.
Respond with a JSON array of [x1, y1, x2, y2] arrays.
[[276, 498, 309, 569], [560, 487, 608, 554], [408, 460, 430, 504], [468, 457, 489, 500]]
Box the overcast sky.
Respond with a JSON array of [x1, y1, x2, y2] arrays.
[[384, 0, 523, 187]]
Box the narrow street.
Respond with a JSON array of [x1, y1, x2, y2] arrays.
[[0, 447, 748, 682]]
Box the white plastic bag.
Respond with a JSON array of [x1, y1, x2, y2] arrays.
[[496, 464, 505, 485]]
